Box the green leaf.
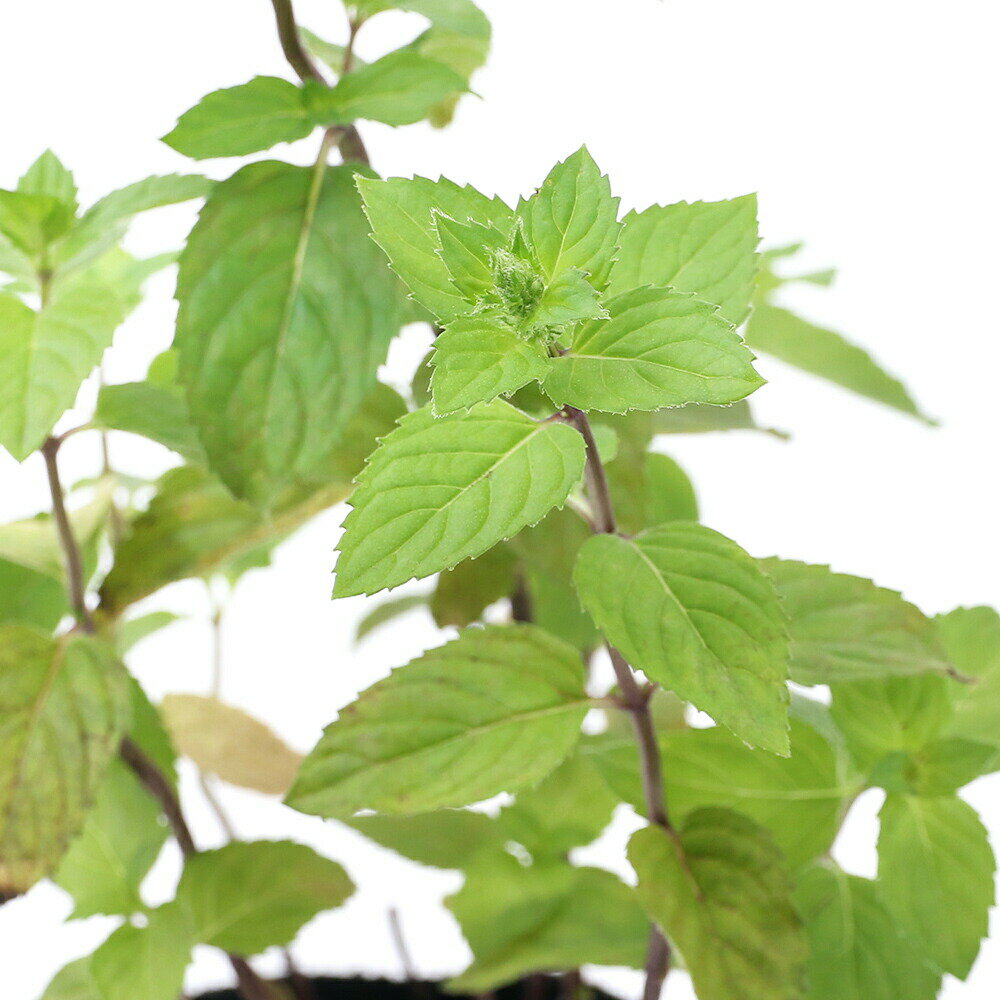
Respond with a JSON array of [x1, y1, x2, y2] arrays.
[[529, 266, 606, 328], [878, 794, 995, 977], [54, 757, 167, 918], [762, 559, 954, 684], [0, 231, 34, 282], [606, 451, 698, 535], [429, 317, 551, 414], [794, 864, 940, 1000], [93, 380, 206, 464], [38, 958, 101, 1000], [543, 287, 764, 414], [937, 605, 1000, 746], [497, 752, 618, 858], [18, 150, 77, 213], [517, 147, 621, 290], [630, 808, 807, 1000], [588, 704, 856, 869], [434, 213, 507, 300], [98, 467, 349, 614], [575, 523, 790, 753], [746, 303, 931, 422], [431, 543, 517, 628], [176, 161, 406, 505], [300, 30, 361, 76], [0, 282, 130, 460], [651, 399, 784, 437], [447, 855, 647, 991], [610, 195, 759, 326], [306, 51, 467, 127], [355, 594, 430, 642], [0, 629, 130, 896], [910, 738, 1000, 795], [829, 674, 951, 776], [333, 401, 585, 597], [286, 624, 589, 816], [0, 557, 67, 630], [356, 173, 513, 322], [175, 840, 354, 953], [161, 694, 303, 796], [347, 809, 504, 869], [91, 902, 194, 1000], [0, 189, 74, 257], [163, 76, 315, 159]]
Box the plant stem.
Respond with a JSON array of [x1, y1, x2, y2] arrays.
[[267, 0, 370, 165], [40, 436, 94, 634], [563, 406, 673, 1000]]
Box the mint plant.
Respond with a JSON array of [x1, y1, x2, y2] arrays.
[[1, 2, 996, 1000]]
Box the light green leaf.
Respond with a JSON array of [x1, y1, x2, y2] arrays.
[[38, 957, 101, 1000], [333, 401, 585, 597], [0, 283, 129, 460], [607, 451, 698, 535], [355, 594, 430, 642], [829, 674, 951, 775], [762, 559, 954, 684], [0, 189, 74, 257], [176, 161, 406, 505], [286, 624, 589, 816], [498, 752, 618, 858], [878, 794, 995, 978], [746, 303, 931, 422], [175, 840, 354, 953], [0, 558, 67, 631], [651, 399, 784, 437], [447, 854, 647, 991], [431, 543, 517, 628], [0, 629, 130, 896], [610, 195, 759, 326], [0, 231, 34, 282], [54, 757, 167, 918], [575, 523, 790, 753], [18, 150, 77, 213], [307, 51, 467, 127], [429, 317, 550, 414], [356, 173, 513, 322], [517, 147, 621, 290], [544, 287, 764, 414], [91, 902, 194, 1000], [93, 380, 206, 464], [434, 213, 506, 300], [630, 808, 807, 1000], [163, 77, 314, 159], [300, 30, 361, 76], [794, 864, 940, 1000], [161, 694, 303, 796], [937, 606, 1000, 746], [529, 266, 606, 328], [910, 738, 1000, 795], [347, 809, 504, 869]]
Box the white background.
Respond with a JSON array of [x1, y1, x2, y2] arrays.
[[1, 0, 999, 996]]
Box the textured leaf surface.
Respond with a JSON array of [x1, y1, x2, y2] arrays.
[[286, 625, 588, 817], [763, 559, 953, 684], [91, 902, 193, 1000], [746, 303, 931, 422], [161, 693, 303, 795], [937, 606, 1000, 746], [333, 401, 585, 597], [176, 161, 406, 504], [0, 629, 129, 895], [164, 77, 314, 159], [794, 865, 940, 1000], [430, 318, 550, 414], [307, 51, 467, 126], [447, 855, 647, 991], [517, 147, 621, 290], [347, 809, 503, 869], [609, 195, 759, 326], [543, 287, 764, 414], [175, 840, 353, 953], [0, 283, 128, 460], [630, 808, 807, 1000], [356, 174, 513, 322], [575, 523, 790, 753], [878, 794, 995, 977], [431, 543, 516, 628]]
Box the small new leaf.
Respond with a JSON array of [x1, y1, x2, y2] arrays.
[[286, 624, 589, 817], [575, 523, 790, 753], [333, 401, 585, 597]]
